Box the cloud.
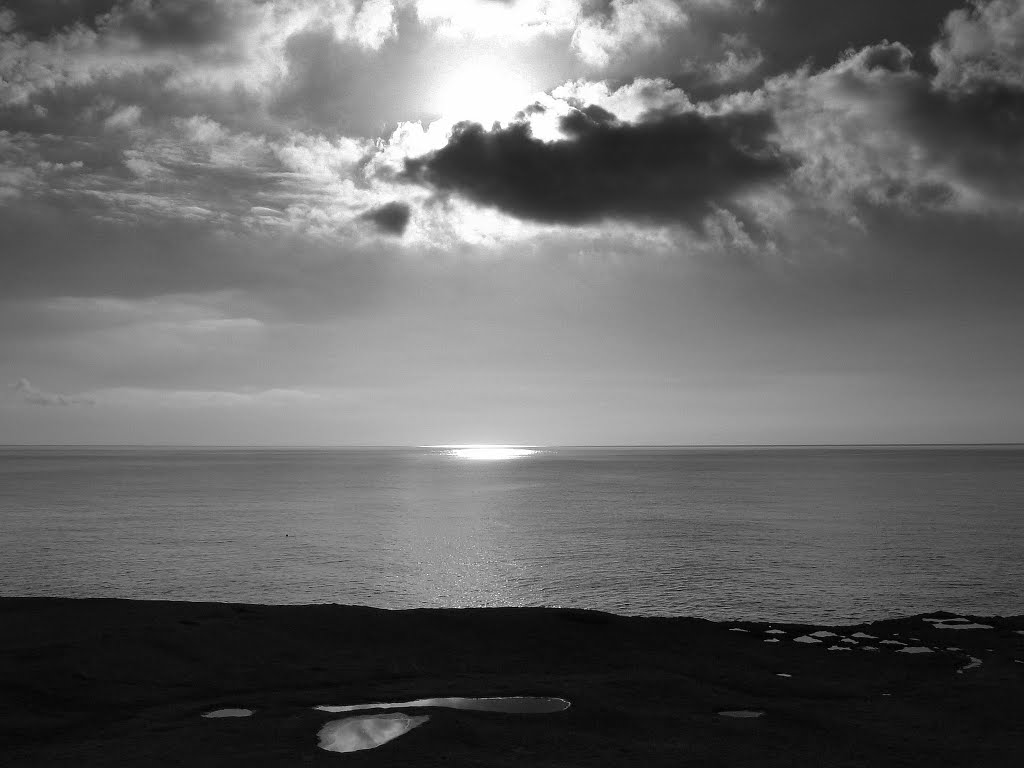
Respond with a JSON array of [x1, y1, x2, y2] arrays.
[[0, 2, 120, 39], [97, 0, 239, 49], [2, 0, 1023, 274], [0, 1, 399, 113], [411, 0, 701, 66], [360, 200, 412, 234], [571, 0, 689, 67], [694, 0, 968, 82], [412, 0, 580, 40], [352, 0, 399, 50], [403, 104, 792, 228], [932, 0, 1024, 91], [748, 1, 1024, 218], [704, 33, 764, 83], [12, 378, 94, 406]]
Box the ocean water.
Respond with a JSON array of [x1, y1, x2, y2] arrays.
[[1, 446, 1022, 623]]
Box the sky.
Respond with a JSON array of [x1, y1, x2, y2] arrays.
[[1, 0, 1023, 446]]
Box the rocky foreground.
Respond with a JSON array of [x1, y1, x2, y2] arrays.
[[2, 598, 1023, 766]]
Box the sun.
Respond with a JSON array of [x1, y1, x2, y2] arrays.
[[431, 55, 537, 125]]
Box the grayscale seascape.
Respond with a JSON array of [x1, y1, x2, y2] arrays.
[[3, 0, 1024, 764]]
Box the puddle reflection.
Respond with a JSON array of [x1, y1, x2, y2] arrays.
[[316, 696, 570, 714], [318, 713, 429, 753]]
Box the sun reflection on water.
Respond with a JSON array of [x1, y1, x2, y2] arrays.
[[444, 446, 538, 461]]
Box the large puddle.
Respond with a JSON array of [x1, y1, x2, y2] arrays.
[[315, 697, 569, 754], [315, 696, 571, 714], [318, 713, 429, 753]]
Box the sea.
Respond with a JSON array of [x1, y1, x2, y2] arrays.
[[1, 446, 1022, 624]]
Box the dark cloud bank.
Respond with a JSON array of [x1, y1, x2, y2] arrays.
[[404, 108, 793, 227]]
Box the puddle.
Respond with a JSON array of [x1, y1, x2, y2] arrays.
[[318, 713, 429, 753], [316, 697, 571, 714], [810, 631, 837, 638], [718, 710, 764, 719], [957, 656, 983, 674], [764, 638, 780, 643], [861, 646, 879, 651], [729, 628, 749, 633], [794, 636, 822, 644], [880, 640, 906, 646], [840, 638, 858, 644], [934, 623, 993, 630], [202, 709, 254, 718], [851, 632, 877, 639], [765, 629, 787, 635], [898, 647, 933, 654], [827, 645, 852, 652], [776, 673, 792, 678]]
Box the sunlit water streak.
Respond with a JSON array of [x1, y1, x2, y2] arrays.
[[444, 447, 539, 461], [2, 446, 1023, 623]]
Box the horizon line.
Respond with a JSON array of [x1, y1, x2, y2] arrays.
[[2, 442, 1023, 450]]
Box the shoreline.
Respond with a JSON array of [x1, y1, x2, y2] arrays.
[[2, 598, 1022, 766]]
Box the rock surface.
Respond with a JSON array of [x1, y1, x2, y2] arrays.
[[1, 599, 1022, 767]]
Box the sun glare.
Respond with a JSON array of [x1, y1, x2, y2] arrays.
[[432, 56, 537, 124], [438, 445, 539, 461]]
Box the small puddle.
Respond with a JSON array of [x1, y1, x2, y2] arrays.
[[202, 709, 253, 718], [897, 646, 933, 654], [316, 696, 571, 714], [794, 636, 822, 644], [718, 710, 764, 719], [318, 713, 428, 753], [810, 631, 837, 638]]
